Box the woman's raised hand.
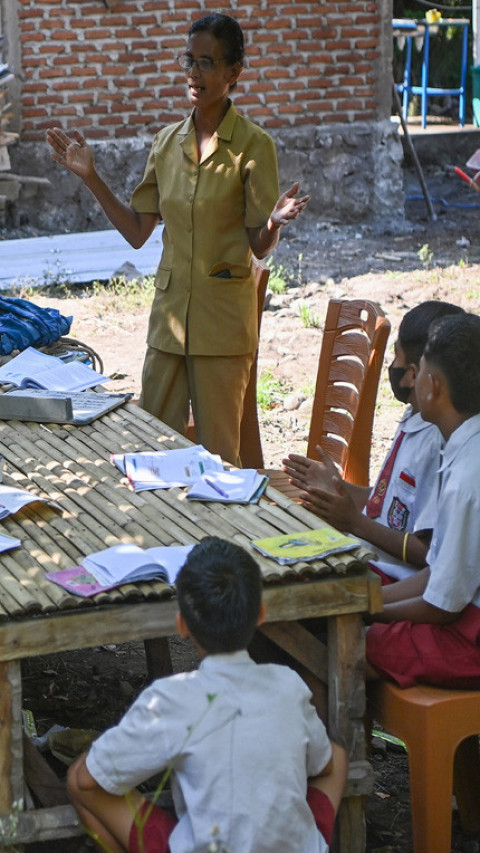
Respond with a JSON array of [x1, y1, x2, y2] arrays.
[[46, 128, 95, 181], [269, 182, 310, 228]]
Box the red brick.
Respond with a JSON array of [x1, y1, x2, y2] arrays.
[[84, 28, 115, 39], [99, 116, 124, 125], [89, 130, 111, 139], [115, 28, 143, 39], [16, 0, 387, 140], [282, 5, 312, 14]]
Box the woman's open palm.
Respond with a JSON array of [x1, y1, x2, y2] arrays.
[[46, 128, 94, 180]]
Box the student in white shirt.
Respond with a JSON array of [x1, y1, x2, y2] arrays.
[[366, 312, 480, 687], [66, 537, 348, 853], [283, 301, 464, 583]]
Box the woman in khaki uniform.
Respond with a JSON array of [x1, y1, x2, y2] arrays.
[[47, 13, 308, 465]]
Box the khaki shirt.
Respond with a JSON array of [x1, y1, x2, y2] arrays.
[[131, 103, 279, 355]]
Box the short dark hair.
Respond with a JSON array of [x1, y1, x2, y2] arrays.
[[189, 14, 245, 67], [399, 300, 465, 365], [423, 312, 480, 415], [175, 536, 262, 654]]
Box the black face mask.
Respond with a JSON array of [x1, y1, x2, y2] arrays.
[[388, 363, 412, 404]]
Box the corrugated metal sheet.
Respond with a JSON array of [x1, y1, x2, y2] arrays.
[[0, 226, 164, 290]]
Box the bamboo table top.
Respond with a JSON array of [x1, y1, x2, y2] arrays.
[[0, 402, 378, 635]]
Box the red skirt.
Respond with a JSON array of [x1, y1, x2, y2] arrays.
[[366, 603, 480, 689]]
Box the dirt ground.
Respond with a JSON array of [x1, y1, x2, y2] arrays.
[[4, 161, 480, 852]]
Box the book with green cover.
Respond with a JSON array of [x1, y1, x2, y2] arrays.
[[251, 527, 360, 565]]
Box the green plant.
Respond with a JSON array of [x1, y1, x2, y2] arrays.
[[299, 381, 316, 397], [40, 259, 74, 290], [5, 280, 36, 298], [256, 369, 286, 410], [266, 258, 288, 294], [298, 302, 320, 328], [466, 286, 480, 299], [91, 274, 156, 311], [417, 243, 434, 269]]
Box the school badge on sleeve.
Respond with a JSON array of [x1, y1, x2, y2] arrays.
[[387, 497, 410, 530]]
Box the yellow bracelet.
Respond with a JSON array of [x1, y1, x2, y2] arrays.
[[402, 532, 410, 564]]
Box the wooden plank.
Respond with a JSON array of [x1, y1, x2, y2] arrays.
[[0, 575, 373, 662], [23, 735, 69, 808], [263, 576, 373, 622], [327, 613, 366, 751], [0, 661, 23, 812], [259, 621, 328, 682], [367, 570, 383, 614], [144, 637, 173, 681], [0, 600, 179, 661], [327, 614, 369, 853], [2, 804, 82, 845], [333, 796, 368, 853], [344, 760, 375, 799]]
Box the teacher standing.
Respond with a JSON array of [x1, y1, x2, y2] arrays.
[[47, 13, 308, 465]]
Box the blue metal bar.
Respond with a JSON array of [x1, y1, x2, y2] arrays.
[[403, 36, 413, 118], [421, 24, 431, 128], [460, 20, 469, 125], [393, 19, 470, 128]]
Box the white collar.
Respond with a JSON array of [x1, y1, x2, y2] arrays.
[[439, 413, 480, 472], [199, 649, 252, 672]]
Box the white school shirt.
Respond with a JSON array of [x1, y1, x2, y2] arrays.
[[87, 650, 332, 853], [366, 407, 442, 581], [424, 414, 480, 612]]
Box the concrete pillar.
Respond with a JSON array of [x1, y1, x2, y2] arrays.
[[0, 0, 21, 134]]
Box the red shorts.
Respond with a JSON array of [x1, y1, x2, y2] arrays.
[[367, 603, 480, 688], [307, 785, 336, 845], [129, 801, 176, 853], [129, 788, 335, 853]]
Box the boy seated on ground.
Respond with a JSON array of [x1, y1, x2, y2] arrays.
[[283, 301, 464, 584], [67, 536, 348, 853], [366, 312, 480, 687]]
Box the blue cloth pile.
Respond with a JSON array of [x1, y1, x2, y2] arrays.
[[0, 296, 72, 355]]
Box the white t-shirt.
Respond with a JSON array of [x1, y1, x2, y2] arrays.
[[87, 650, 332, 853], [424, 414, 480, 612], [366, 407, 442, 580]]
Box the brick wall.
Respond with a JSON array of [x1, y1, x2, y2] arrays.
[[15, 0, 390, 142]]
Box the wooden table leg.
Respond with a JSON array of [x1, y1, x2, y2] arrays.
[[328, 613, 369, 853], [144, 637, 173, 681], [0, 661, 24, 849]]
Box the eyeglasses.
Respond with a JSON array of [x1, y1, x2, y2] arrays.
[[178, 53, 225, 73]]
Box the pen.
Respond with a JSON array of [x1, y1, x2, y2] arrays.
[[204, 477, 229, 499]]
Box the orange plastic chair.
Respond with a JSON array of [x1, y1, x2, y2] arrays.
[[265, 298, 391, 497], [368, 680, 480, 853], [185, 257, 270, 469]]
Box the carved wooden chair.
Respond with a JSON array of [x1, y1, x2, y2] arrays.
[[264, 298, 391, 498]]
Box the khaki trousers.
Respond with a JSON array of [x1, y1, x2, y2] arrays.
[[140, 347, 255, 466]]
